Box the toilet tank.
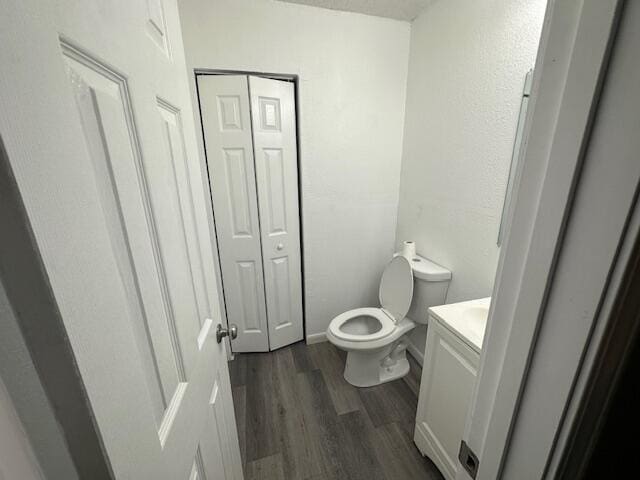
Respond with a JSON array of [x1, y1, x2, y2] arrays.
[[405, 254, 451, 325]]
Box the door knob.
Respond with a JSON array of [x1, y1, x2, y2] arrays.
[[216, 323, 238, 343], [276, 243, 284, 251]]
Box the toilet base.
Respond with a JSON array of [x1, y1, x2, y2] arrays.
[[343, 340, 411, 387]]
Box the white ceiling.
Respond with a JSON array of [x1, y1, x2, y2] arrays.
[[275, 0, 434, 21]]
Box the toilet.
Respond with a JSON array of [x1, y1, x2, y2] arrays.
[[326, 253, 451, 387]]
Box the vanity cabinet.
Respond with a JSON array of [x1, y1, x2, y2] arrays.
[[414, 311, 481, 480]]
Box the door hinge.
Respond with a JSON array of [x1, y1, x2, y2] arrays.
[[459, 440, 479, 479]]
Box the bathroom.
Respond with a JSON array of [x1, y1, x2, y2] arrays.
[[6, 0, 637, 479], [180, 0, 546, 478]]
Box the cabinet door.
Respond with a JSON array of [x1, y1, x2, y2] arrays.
[[415, 319, 479, 480]]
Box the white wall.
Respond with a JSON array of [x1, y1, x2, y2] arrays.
[[178, 0, 410, 339], [396, 0, 546, 361]]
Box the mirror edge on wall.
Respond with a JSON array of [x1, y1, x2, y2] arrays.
[[497, 69, 534, 246]]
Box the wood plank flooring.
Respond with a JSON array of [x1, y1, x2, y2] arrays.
[[229, 342, 444, 480]]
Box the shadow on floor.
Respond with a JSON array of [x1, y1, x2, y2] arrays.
[[229, 341, 444, 480]]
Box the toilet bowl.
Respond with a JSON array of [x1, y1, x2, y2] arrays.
[[326, 253, 451, 387]]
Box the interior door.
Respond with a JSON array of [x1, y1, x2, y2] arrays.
[[198, 75, 271, 352], [248, 76, 304, 350], [0, 0, 242, 478]]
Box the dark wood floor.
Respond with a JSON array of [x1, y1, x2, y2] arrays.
[[229, 341, 444, 480]]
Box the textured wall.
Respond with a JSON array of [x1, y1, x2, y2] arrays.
[[178, 0, 410, 339], [396, 0, 546, 361]]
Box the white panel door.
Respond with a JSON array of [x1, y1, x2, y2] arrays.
[[249, 76, 304, 350], [0, 0, 242, 479], [197, 75, 270, 352]]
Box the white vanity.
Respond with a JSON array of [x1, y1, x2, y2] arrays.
[[414, 297, 490, 480]]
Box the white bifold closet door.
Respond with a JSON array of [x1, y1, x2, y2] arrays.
[[198, 75, 303, 352]]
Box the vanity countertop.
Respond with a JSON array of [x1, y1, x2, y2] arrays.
[[428, 297, 491, 353]]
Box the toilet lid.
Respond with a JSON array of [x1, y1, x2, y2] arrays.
[[379, 256, 414, 323]]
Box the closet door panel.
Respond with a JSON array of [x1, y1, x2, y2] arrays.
[[249, 76, 304, 350], [198, 75, 269, 352]]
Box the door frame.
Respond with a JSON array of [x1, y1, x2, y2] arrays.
[[553, 181, 640, 478], [194, 69, 307, 353], [0, 137, 111, 479], [458, 0, 636, 478], [0, 372, 48, 480]]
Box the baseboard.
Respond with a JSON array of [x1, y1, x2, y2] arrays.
[[305, 332, 327, 345], [407, 339, 424, 367]]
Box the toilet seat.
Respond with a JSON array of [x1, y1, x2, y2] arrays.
[[328, 307, 395, 342], [327, 256, 414, 344]]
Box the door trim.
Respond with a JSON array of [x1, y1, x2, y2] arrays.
[[459, 0, 627, 478], [194, 70, 306, 352], [554, 179, 640, 478]]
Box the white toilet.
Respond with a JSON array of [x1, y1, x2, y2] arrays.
[[326, 253, 451, 387]]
